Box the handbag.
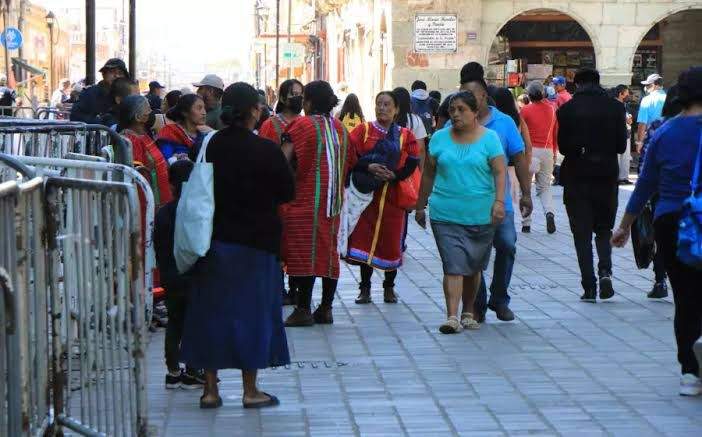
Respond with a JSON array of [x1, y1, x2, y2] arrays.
[[631, 202, 655, 269], [677, 127, 702, 270], [390, 131, 421, 209], [173, 130, 217, 274]]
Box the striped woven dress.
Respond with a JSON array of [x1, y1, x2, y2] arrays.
[[281, 115, 354, 279]]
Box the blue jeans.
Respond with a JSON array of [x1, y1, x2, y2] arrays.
[[475, 212, 516, 316]]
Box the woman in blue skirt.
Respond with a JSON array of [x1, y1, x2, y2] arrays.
[[180, 82, 295, 409]]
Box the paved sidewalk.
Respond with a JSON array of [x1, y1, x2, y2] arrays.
[[145, 186, 702, 436]]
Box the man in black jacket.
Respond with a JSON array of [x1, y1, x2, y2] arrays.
[[557, 68, 628, 302], [70, 58, 129, 124]]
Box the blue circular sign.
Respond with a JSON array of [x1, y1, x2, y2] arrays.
[[1, 27, 23, 50]]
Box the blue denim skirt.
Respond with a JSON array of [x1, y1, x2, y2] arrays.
[[180, 241, 290, 370], [431, 221, 495, 276]]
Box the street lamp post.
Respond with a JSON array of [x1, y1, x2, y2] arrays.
[[1, 1, 10, 83], [46, 11, 55, 92]]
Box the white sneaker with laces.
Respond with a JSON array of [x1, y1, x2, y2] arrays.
[[679, 373, 702, 396]]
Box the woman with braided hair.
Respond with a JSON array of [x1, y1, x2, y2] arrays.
[[281, 80, 356, 327]]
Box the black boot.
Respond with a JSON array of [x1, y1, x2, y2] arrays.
[[313, 305, 333, 324]]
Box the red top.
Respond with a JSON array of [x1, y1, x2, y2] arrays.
[[125, 131, 173, 207], [258, 114, 299, 145], [555, 89, 572, 108], [521, 101, 559, 152]]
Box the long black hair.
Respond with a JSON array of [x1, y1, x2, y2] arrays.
[[220, 82, 261, 127], [339, 93, 364, 122], [304, 80, 338, 115], [489, 86, 521, 126], [392, 87, 412, 128], [274, 78, 304, 113], [166, 93, 203, 123]]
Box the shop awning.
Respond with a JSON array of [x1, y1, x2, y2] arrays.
[[11, 58, 46, 76]]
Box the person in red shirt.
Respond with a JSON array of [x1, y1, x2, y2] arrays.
[[520, 81, 558, 234], [552, 76, 572, 108], [258, 79, 304, 144]]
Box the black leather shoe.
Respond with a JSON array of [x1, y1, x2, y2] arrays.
[[546, 213, 556, 234], [599, 276, 615, 300], [355, 287, 372, 304], [489, 304, 515, 321], [521, 226, 531, 233], [580, 289, 597, 302], [647, 281, 668, 299], [475, 312, 486, 324]]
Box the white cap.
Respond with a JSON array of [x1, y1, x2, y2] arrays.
[[192, 74, 224, 91], [641, 73, 662, 85]]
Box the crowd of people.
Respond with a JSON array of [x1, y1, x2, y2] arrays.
[[62, 56, 702, 405]]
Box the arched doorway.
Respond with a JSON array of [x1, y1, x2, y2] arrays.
[[630, 9, 702, 93], [486, 9, 596, 93]]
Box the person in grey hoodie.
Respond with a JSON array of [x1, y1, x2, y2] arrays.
[[410, 80, 439, 138]]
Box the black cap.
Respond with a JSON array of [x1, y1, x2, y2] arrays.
[[99, 58, 129, 77], [149, 81, 165, 89]]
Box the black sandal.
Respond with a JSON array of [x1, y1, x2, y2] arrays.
[[199, 395, 223, 409], [243, 392, 280, 409]]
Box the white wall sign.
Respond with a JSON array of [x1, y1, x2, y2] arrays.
[[414, 14, 458, 53]]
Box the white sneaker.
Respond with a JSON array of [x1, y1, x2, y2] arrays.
[[679, 373, 702, 396]]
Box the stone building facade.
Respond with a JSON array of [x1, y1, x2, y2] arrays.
[[391, 0, 702, 95]]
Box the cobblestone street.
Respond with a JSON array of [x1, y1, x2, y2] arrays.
[[145, 186, 702, 436]]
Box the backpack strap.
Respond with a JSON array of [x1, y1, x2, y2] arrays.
[[271, 115, 284, 143], [692, 127, 702, 193]]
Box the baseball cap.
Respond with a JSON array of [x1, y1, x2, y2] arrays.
[[192, 74, 224, 91], [99, 58, 129, 77], [641, 73, 662, 85], [552, 76, 566, 86], [149, 81, 165, 89]]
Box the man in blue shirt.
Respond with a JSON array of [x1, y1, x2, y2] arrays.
[[636, 73, 666, 152], [437, 62, 533, 322]]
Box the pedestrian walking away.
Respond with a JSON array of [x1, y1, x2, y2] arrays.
[[280, 81, 355, 327], [557, 68, 628, 302], [636, 73, 667, 153], [520, 81, 558, 234], [612, 66, 702, 397], [345, 90, 420, 305], [179, 82, 294, 409], [415, 91, 506, 334]]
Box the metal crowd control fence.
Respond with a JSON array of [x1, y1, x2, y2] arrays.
[[0, 119, 132, 166], [46, 176, 148, 437], [35, 107, 72, 120], [0, 106, 37, 118], [0, 154, 149, 436], [1, 175, 52, 437], [11, 154, 156, 323]]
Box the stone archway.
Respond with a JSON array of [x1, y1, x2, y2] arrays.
[[481, 4, 603, 69]]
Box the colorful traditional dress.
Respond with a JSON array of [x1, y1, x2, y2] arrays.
[[346, 122, 419, 271], [259, 113, 298, 145], [281, 115, 354, 279], [124, 131, 173, 208], [156, 123, 200, 164]]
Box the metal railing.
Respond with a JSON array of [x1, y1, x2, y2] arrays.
[[0, 119, 132, 166], [9, 154, 156, 323], [0, 153, 149, 436]]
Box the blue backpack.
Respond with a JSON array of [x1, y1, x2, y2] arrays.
[[411, 97, 435, 136], [677, 124, 702, 269]]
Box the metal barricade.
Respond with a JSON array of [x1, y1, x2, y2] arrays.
[[36, 107, 72, 120], [45, 176, 147, 437], [7, 154, 156, 323], [0, 106, 37, 119], [0, 176, 52, 437], [0, 120, 132, 166]]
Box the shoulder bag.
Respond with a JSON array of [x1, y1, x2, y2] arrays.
[[677, 126, 702, 270]]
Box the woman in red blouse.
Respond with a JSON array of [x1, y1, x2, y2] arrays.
[[345, 91, 420, 304]]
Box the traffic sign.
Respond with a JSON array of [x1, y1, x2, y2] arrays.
[[1, 27, 23, 50]]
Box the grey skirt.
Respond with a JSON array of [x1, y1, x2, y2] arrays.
[[431, 221, 496, 276]]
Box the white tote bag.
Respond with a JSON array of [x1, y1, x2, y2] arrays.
[[174, 131, 216, 274], [338, 179, 373, 257]]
